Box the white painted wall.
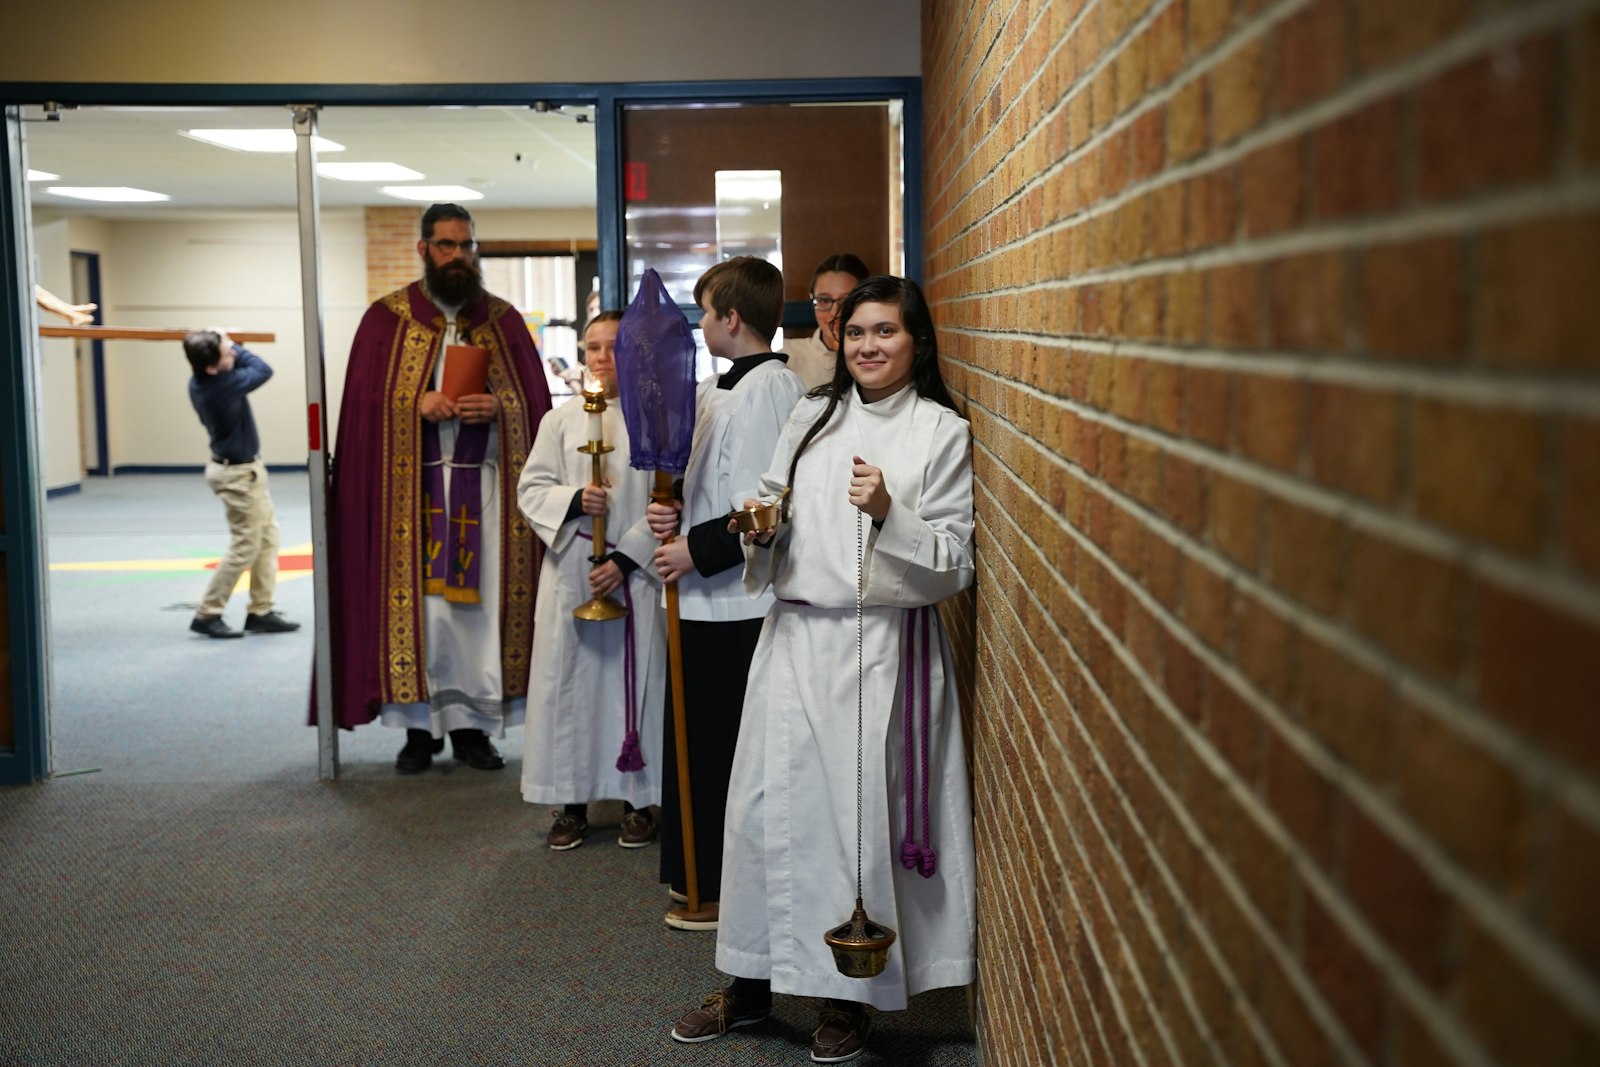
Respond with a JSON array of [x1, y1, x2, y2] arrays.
[[6, 0, 919, 84]]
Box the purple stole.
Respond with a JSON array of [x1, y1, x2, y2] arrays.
[[422, 419, 490, 603]]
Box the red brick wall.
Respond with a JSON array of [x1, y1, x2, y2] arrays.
[[922, 0, 1600, 1063], [366, 206, 420, 302]]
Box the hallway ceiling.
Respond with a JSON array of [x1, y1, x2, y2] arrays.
[[22, 104, 597, 215]]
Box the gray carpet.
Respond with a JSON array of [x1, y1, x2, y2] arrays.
[[0, 474, 979, 1067]]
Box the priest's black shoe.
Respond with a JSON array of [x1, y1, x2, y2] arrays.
[[189, 615, 244, 639], [244, 611, 301, 634], [396, 729, 445, 774], [450, 729, 506, 771]]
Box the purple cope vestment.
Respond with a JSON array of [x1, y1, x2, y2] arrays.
[[314, 282, 552, 730]]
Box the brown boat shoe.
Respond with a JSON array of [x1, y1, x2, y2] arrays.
[[669, 987, 771, 1044], [547, 811, 588, 851], [618, 808, 658, 848], [810, 1000, 873, 1063]]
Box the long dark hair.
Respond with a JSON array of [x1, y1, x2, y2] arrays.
[[786, 275, 961, 491]]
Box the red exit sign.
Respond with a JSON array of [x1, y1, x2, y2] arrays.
[[625, 162, 649, 201]]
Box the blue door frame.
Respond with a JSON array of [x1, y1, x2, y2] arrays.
[[1, 106, 50, 784], [0, 77, 920, 785]]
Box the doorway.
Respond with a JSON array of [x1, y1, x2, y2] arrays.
[[16, 100, 601, 782], [70, 250, 107, 476], [0, 78, 922, 784]]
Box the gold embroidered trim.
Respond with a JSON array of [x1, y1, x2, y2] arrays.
[[378, 287, 439, 704]]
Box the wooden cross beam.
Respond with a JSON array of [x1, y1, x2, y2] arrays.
[[38, 326, 277, 343]]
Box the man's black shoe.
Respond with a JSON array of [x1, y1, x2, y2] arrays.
[[244, 611, 301, 634], [449, 729, 506, 771], [396, 729, 445, 774], [190, 615, 244, 640]]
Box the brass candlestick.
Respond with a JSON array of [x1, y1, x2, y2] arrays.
[[572, 382, 629, 622]]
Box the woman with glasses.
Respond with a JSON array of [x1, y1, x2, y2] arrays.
[[784, 253, 869, 391]]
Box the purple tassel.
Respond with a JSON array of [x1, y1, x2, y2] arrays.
[[901, 607, 940, 880], [616, 728, 645, 773]]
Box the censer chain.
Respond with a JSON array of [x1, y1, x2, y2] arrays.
[[855, 509, 864, 904]]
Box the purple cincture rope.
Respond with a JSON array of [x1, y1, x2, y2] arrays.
[[615, 579, 643, 772], [899, 605, 938, 878], [577, 529, 644, 773]]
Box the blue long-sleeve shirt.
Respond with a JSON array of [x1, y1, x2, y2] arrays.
[[188, 346, 272, 462]]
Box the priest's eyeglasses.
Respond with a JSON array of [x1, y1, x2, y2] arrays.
[[426, 238, 478, 256]]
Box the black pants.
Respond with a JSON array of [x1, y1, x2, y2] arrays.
[[659, 616, 765, 900]]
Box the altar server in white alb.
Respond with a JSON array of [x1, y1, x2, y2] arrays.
[[670, 276, 975, 1064], [647, 256, 805, 931], [517, 311, 664, 851]]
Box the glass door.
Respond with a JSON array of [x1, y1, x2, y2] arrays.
[[620, 98, 909, 375]]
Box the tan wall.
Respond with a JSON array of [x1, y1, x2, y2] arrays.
[[4, 0, 920, 85], [924, 0, 1600, 1064], [31, 206, 594, 471]]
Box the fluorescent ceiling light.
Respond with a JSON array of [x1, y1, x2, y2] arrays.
[[381, 185, 484, 202], [46, 187, 170, 202], [184, 129, 344, 153], [318, 162, 424, 182], [27, 170, 59, 181]]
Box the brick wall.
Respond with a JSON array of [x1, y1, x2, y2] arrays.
[[922, 0, 1600, 1063], [366, 206, 420, 302]]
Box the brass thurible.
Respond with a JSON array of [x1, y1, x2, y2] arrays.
[[572, 382, 629, 622]]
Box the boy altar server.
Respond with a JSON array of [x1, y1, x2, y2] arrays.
[[518, 312, 664, 849], [647, 257, 805, 929]]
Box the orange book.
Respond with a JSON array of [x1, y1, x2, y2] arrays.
[[441, 344, 489, 400]]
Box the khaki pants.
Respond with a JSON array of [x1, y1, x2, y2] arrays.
[[199, 459, 281, 618]]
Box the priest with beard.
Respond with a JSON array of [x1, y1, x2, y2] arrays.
[[318, 202, 552, 773]]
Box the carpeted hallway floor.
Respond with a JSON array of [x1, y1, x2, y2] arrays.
[[0, 474, 979, 1067]]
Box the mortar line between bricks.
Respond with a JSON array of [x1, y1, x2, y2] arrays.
[[927, 0, 1600, 255], [940, 325, 1600, 417], [927, 166, 1600, 293], [973, 517, 1262, 1067], [975, 443, 1576, 1066], [959, 360, 1600, 626]]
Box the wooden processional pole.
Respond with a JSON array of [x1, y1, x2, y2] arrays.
[[655, 470, 701, 913]]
